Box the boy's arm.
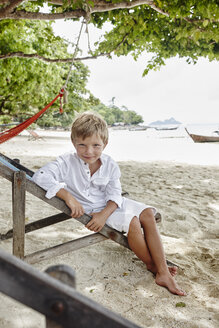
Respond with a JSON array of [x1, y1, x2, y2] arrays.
[[56, 188, 84, 218], [32, 159, 66, 199], [86, 200, 118, 232]]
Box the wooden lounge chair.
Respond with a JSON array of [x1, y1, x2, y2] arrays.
[[0, 152, 170, 266], [28, 129, 45, 141]]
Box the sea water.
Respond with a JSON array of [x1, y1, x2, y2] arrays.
[[105, 124, 219, 166]]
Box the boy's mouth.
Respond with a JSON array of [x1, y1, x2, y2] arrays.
[[83, 156, 94, 160]]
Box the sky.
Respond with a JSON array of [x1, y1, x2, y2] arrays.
[[53, 20, 219, 125]]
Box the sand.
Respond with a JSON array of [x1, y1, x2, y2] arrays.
[[0, 136, 219, 328]]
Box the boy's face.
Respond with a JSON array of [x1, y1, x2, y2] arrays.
[[73, 134, 106, 165]]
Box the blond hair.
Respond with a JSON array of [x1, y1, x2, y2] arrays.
[[71, 112, 108, 145]]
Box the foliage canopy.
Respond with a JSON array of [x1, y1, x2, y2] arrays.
[[0, 1, 218, 74]]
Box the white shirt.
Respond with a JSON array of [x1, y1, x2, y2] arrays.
[[32, 152, 123, 213]]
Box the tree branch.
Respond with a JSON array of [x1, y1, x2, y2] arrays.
[[0, 0, 169, 20], [0, 8, 86, 20], [0, 26, 137, 63], [90, 0, 169, 16], [0, 51, 111, 62], [0, 0, 23, 14], [0, 0, 10, 4]]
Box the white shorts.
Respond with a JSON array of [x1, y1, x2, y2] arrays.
[[105, 197, 156, 234]]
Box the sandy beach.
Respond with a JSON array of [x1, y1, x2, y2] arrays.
[[0, 133, 219, 328]]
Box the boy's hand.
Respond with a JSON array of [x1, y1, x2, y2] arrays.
[[66, 197, 84, 218], [86, 212, 107, 232], [86, 201, 118, 232], [56, 188, 84, 218]]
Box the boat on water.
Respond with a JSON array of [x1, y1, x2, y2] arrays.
[[154, 126, 179, 131], [185, 128, 219, 143], [129, 125, 148, 131]]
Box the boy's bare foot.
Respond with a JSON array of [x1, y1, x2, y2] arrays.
[[147, 264, 178, 277], [155, 272, 186, 296]]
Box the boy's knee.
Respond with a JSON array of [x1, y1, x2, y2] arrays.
[[139, 208, 156, 226]]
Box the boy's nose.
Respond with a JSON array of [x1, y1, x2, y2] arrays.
[[85, 146, 93, 154]]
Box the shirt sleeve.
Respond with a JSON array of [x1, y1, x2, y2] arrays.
[[32, 158, 67, 199], [105, 162, 123, 208]]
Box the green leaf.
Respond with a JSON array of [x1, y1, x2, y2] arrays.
[[175, 33, 182, 41], [176, 302, 186, 308], [203, 20, 209, 27]]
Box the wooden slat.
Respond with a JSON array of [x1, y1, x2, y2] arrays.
[[0, 152, 34, 177], [12, 171, 26, 258], [1, 212, 71, 240], [25, 233, 107, 264], [0, 250, 140, 328]]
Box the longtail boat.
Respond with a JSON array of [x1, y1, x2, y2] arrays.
[[185, 128, 219, 143]]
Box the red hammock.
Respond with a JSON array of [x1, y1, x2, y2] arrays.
[[0, 90, 64, 144]]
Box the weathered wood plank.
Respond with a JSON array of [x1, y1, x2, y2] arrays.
[[25, 233, 107, 264], [12, 171, 26, 258], [1, 212, 71, 240], [0, 250, 140, 328], [0, 152, 34, 177], [45, 265, 76, 328]]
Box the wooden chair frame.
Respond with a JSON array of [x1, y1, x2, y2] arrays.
[[0, 152, 131, 264], [28, 129, 45, 141]]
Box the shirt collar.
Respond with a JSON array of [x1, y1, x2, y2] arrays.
[[76, 153, 88, 167]]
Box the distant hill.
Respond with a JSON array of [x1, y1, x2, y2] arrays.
[[149, 117, 181, 126]]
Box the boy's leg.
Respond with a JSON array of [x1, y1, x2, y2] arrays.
[[139, 208, 186, 296], [128, 216, 177, 275], [127, 216, 155, 270]]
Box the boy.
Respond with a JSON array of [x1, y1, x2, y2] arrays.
[[33, 112, 186, 296]]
